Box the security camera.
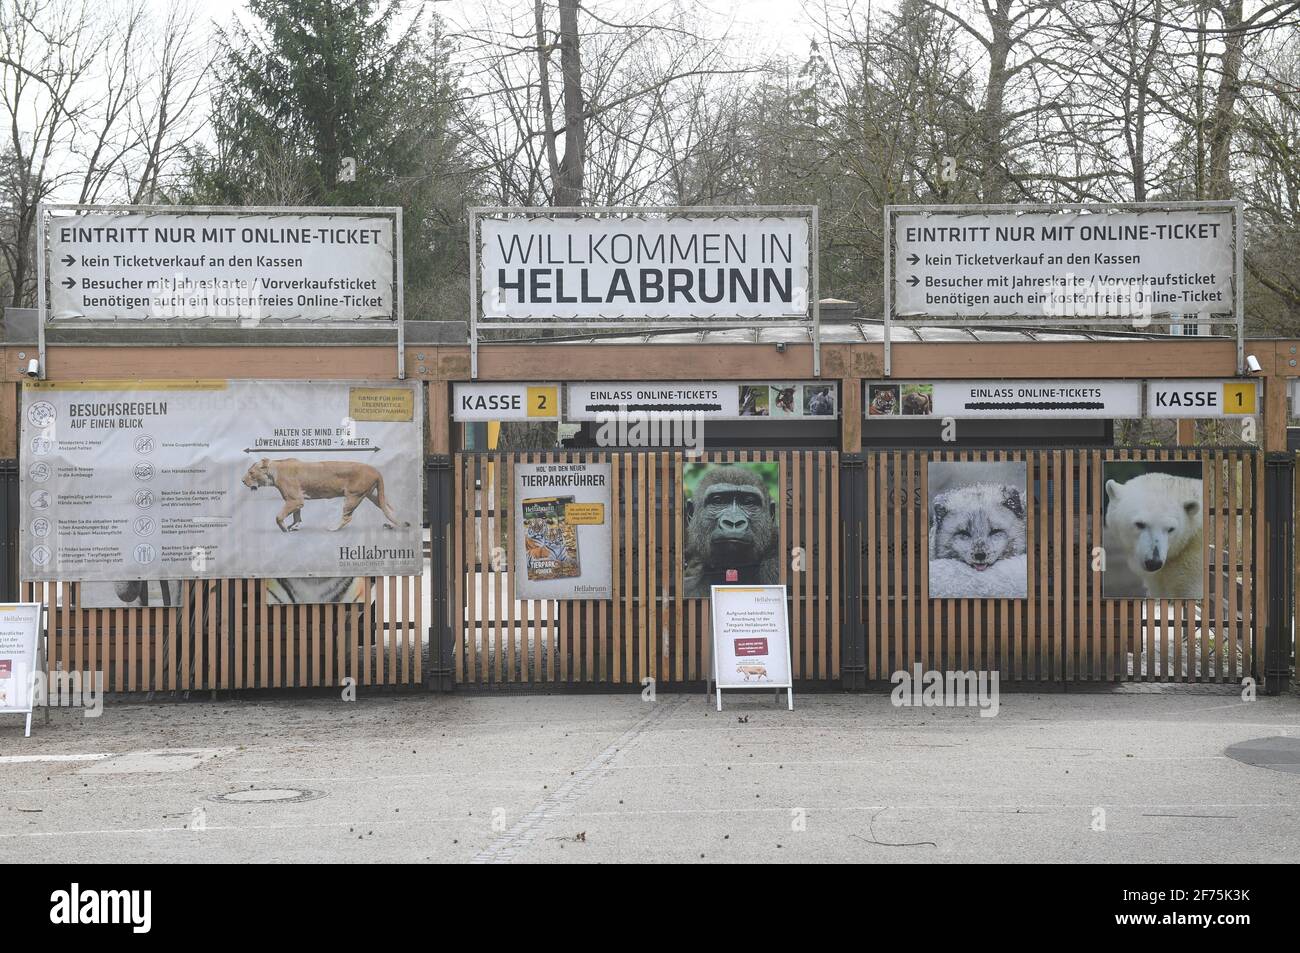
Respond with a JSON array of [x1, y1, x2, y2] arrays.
[[24, 358, 39, 379], [1245, 354, 1262, 374]]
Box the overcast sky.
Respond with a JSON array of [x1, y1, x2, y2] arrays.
[[183, 0, 827, 61]]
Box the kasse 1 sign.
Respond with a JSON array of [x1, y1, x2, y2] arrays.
[[480, 216, 810, 320], [49, 211, 395, 323]]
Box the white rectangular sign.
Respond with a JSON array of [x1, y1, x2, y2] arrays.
[[866, 380, 1142, 418], [0, 604, 41, 716], [1146, 380, 1259, 417], [893, 209, 1234, 318], [514, 462, 612, 600], [21, 380, 422, 581], [48, 211, 395, 322], [567, 382, 837, 420], [1290, 379, 1300, 413], [710, 585, 792, 711], [453, 383, 559, 421], [480, 216, 809, 320]]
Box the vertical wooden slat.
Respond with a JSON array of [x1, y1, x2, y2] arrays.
[[414, 567, 423, 686], [1037, 451, 1049, 680], [1090, 452, 1103, 681], [638, 452, 649, 684], [891, 452, 902, 679], [453, 455, 464, 683], [611, 453, 623, 682], [475, 454, 488, 685], [61, 582, 73, 691], [1226, 452, 1239, 681], [674, 453, 685, 683], [1063, 450, 1075, 681], [511, 452, 523, 683], [624, 449, 634, 681], [867, 454, 878, 680], [383, 574, 396, 684], [830, 450, 840, 680], [651, 451, 663, 683], [1201, 454, 1214, 681], [1251, 451, 1263, 683], [1206, 452, 1216, 681], [803, 451, 814, 679]]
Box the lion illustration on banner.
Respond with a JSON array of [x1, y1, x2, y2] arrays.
[[241, 458, 408, 532]]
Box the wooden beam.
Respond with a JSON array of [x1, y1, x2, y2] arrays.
[[427, 380, 449, 455], [840, 375, 862, 453], [0, 382, 16, 457]]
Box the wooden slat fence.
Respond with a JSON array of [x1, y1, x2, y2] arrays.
[[452, 450, 840, 687], [860, 449, 1263, 683], [22, 574, 424, 691]]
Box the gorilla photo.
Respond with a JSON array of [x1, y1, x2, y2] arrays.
[[683, 463, 781, 597]]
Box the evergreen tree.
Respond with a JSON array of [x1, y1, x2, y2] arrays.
[[184, 0, 477, 319]]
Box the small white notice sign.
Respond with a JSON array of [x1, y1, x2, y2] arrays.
[[0, 603, 43, 736], [710, 585, 792, 711]]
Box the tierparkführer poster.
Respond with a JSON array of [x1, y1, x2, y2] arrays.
[[513, 461, 612, 600], [20, 380, 422, 581]]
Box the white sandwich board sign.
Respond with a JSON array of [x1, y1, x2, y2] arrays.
[[710, 585, 793, 711], [0, 603, 43, 737]]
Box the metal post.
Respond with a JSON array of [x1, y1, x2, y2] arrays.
[[1263, 452, 1293, 695], [0, 459, 17, 601], [425, 453, 455, 691], [468, 209, 479, 380], [811, 205, 821, 377], [36, 205, 47, 380], [395, 207, 406, 380], [1234, 200, 1245, 376], [882, 207, 892, 378], [839, 453, 866, 690]]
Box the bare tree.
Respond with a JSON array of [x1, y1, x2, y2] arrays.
[[0, 0, 212, 306]]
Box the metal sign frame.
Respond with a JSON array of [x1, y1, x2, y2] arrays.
[[882, 200, 1245, 376], [468, 205, 820, 379], [37, 203, 406, 380]]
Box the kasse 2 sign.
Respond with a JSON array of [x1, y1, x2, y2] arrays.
[[480, 217, 810, 320]]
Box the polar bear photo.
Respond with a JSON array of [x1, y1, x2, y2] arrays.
[[1102, 463, 1204, 599]]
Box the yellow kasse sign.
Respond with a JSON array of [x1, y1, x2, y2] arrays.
[[526, 386, 558, 418], [349, 387, 414, 421], [1221, 382, 1256, 415], [564, 503, 605, 525]]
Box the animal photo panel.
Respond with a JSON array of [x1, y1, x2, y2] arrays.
[[927, 461, 1029, 599], [682, 462, 780, 598], [1102, 461, 1204, 599]]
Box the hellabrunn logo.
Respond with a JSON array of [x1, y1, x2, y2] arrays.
[[49, 883, 151, 934]]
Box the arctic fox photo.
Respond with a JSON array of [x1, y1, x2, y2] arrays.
[[927, 461, 1029, 598], [1103, 467, 1204, 600]]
